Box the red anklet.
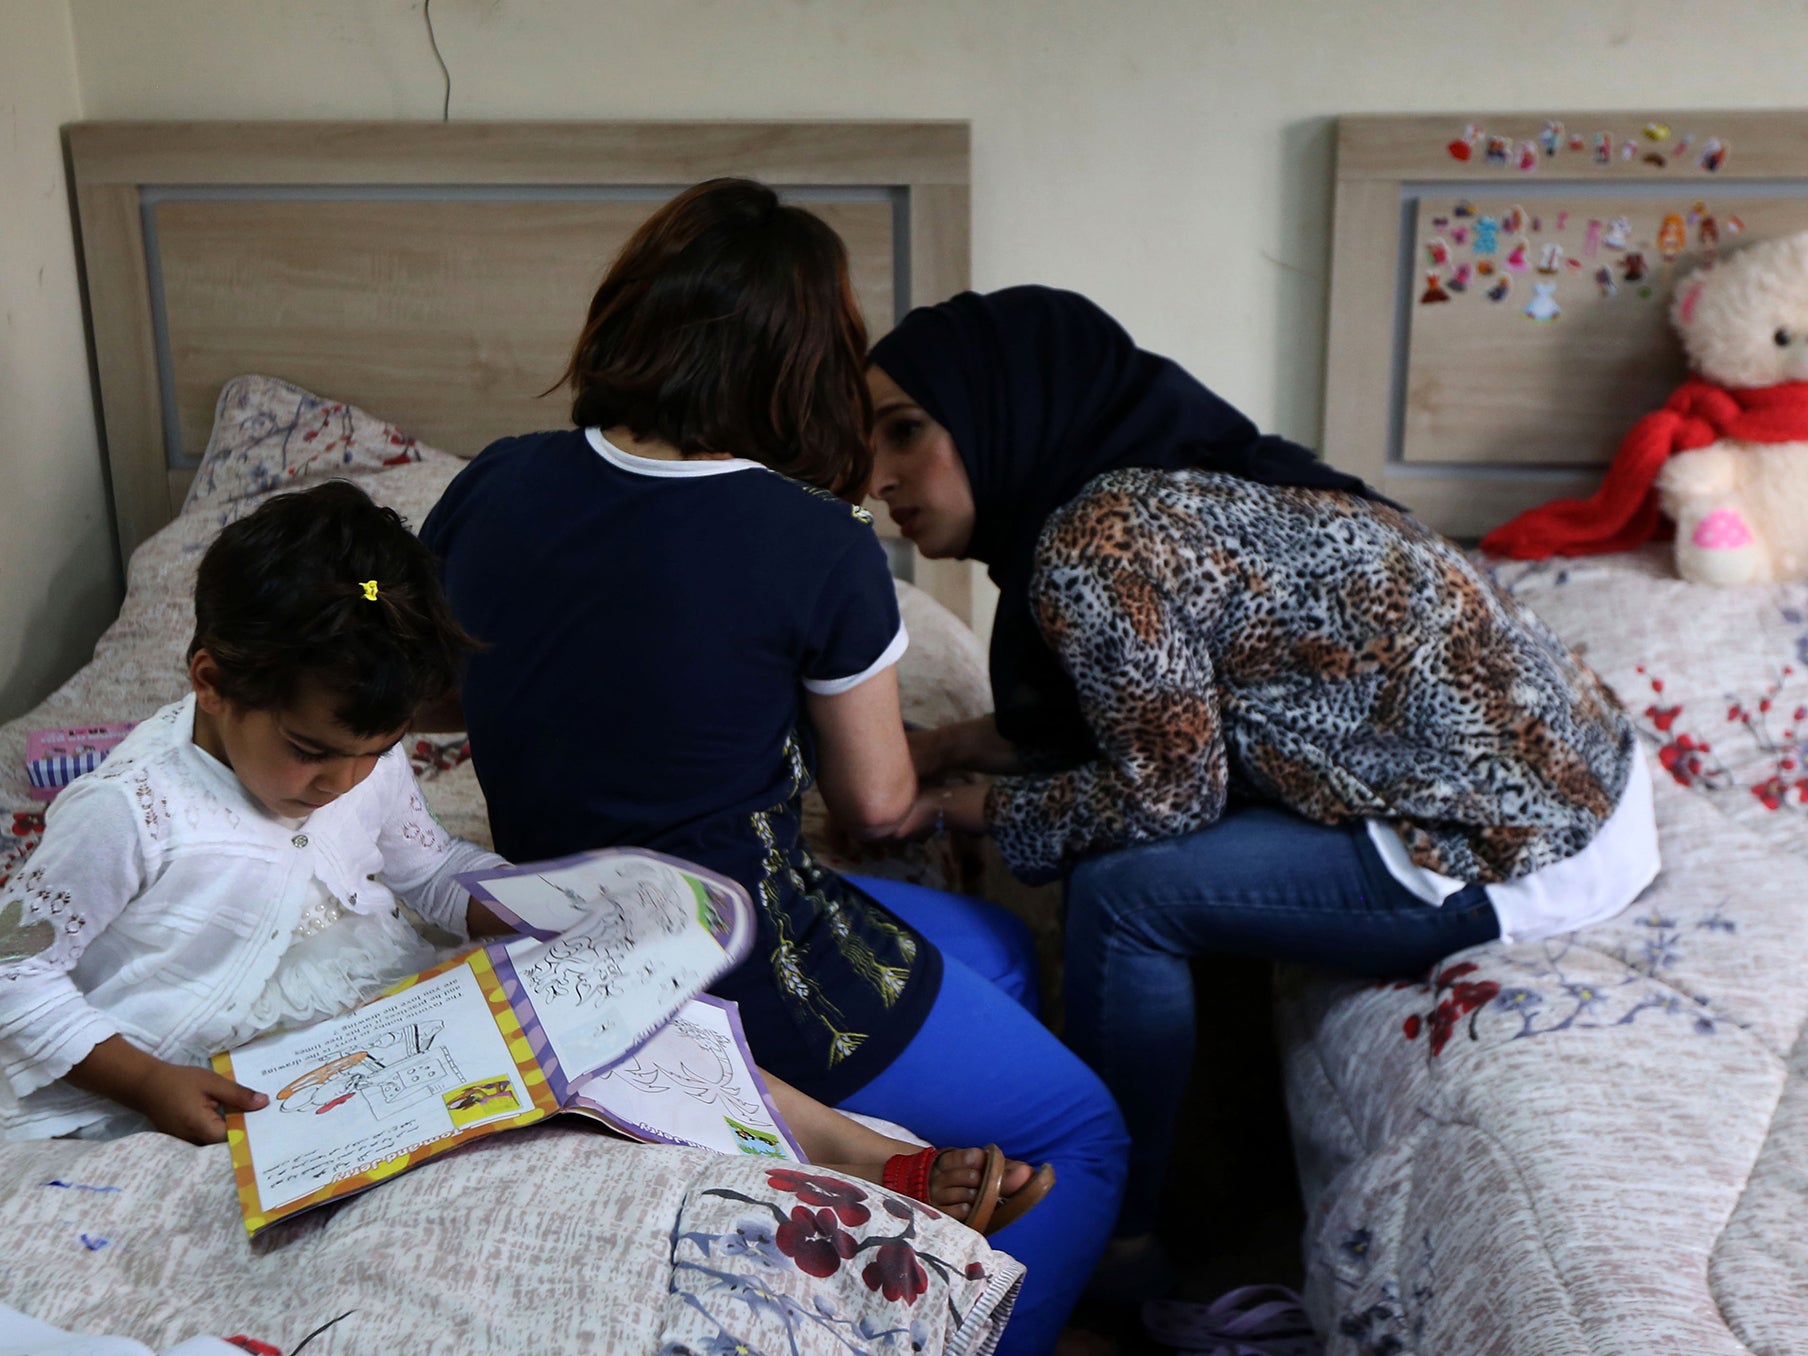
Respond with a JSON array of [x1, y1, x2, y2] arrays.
[[880, 1145, 939, 1203]]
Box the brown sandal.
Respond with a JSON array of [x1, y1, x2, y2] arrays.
[[964, 1143, 1009, 1233], [987, 1160, 1056, 1232], [880, 1143, 1053, 1236]]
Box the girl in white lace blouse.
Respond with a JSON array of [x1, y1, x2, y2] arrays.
[[0, 481, 511, 1142]]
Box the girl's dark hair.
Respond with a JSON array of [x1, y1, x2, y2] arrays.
[[556, 177, 873, 499], [187, 480, 477, 736]]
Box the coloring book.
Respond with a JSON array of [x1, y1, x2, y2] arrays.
[[566, 992, 804, 1161], [215, 847, 798, 1236]]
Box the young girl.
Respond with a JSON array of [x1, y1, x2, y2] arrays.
[[0, 480, 493, 1144], [0, 480, 1041, 1231], [421, 180, 1127, 1352]]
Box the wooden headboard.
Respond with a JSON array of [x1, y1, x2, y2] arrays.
[[66, 120, 979, 620], [1323, 109, 1808, 539]]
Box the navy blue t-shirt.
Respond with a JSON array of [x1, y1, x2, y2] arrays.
[[420, 428, 941, 1101]]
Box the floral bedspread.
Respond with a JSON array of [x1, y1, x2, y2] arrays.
[[1280, 545, 1808, 1356], [0, 376, 1023, 1356], [1, 1129, 1021, 1356]]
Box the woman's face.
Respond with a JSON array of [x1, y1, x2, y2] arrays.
[[866, 366, 976, 560]]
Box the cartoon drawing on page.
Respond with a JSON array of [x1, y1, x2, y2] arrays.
[[546, 871, 693, 937], [564, 995, 804, 1159], [275, 1020, 457, 1120], [444, 1076, 521, 1127], [724, 1116, 787, 1157], [588, 1012, 766, 1124], [521, 932, 636, 1013], [500, 854, 728, 942], [220, 852, 763, 1234]]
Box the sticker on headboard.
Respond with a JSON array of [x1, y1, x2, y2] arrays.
[[1445, 119, 1731, 174], [1398, 192, 1808, 473], [1415, 196, 1750, 318]]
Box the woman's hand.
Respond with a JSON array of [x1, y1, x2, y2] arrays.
[[910, 715, 1023, 782], [906, 725, 953, 783], [889, 781, 992, 842]]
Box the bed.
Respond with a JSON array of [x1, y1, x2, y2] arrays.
[[1284, 109, 1808, 1354], [0, 121, 1030, 1356]]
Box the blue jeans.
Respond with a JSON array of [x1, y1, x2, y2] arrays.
[[1059, 805, 1500, 1237], [843, 876, 1129, 1356]]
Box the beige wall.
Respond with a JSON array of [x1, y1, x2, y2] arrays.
[[6, 0, 1805, 716], [0, 0, 114, 723]]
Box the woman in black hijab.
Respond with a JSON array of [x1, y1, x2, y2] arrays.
[[867, 286, 1652, 1285]]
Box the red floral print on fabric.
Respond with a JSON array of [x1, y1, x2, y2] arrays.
[[861, 1238, 931, 1304], [291, 404, 418, 474], [766, 1167, 873, 1227], [775, 1204, 860, 1278], [382, 430, 421, 467], [683, 1173, 1002, 1352], [1401, 961, 1501, 1056], [1634, 664, 1808, 809], [409, 737, 472, 780], [687, 1171, 1005, 1352]]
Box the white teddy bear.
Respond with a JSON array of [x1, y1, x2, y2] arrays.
[[1657, 232, 1808, 585], [1483, 230, 1808, 585]]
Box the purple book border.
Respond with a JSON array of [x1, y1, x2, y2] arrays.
[[461, 848, 758, 1106], [458, 847, 754, 961], [567, 994, 807, 1161], [481, 942, 572, 1102]]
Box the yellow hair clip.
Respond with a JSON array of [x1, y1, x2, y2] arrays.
[[359, 580, 380, 601]]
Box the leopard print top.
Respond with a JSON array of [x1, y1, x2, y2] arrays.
[[985, 468, 1635, 885]]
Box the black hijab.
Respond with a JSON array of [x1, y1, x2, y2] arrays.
[[868, 285, 1391, 754]]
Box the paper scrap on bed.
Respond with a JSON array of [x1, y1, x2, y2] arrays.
[[215, 847, 769, 1236]]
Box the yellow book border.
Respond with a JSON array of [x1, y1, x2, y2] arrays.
[[215, 947, 560, 1236]]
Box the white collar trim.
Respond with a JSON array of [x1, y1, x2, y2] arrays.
[[585, 427, 767, 478]]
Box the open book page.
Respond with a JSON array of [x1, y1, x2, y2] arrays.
[[463, 849, 755, 1099], [566, 995, 805, 1161], [216, 848, 757, 1236], [215, 949, 555, 1234]]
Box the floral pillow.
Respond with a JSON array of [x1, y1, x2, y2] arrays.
[[182, 374, 442, 512], [0, 378, 469, 820], [662, 1164, 1023, 1356]]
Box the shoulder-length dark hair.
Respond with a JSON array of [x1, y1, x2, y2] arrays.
[[556, 178, 873, 500]]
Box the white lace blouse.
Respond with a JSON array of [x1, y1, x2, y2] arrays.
[[0, 696, 504, 1139]]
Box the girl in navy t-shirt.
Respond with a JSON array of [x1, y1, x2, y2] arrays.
[[423, 179, 1126, 1354]]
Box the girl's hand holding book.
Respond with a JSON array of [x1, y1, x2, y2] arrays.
[[132, 1063, 270, 1145], [67, 1034, 269, 1145]]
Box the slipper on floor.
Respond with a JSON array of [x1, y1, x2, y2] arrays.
[[1142, 1286, 1322, 1356]]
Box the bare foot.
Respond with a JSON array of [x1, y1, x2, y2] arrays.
[[824, 1145, 1037, 1222]]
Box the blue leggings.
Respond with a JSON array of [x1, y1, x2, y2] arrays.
[[841, 876, 1129, 1356]]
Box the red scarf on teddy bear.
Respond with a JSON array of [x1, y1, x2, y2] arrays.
[[1480, 378, 1808, 559]]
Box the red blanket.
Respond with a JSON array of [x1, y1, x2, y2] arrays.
[[1480, 378, 1808, 559]]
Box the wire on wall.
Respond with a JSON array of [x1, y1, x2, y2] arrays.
[[423, 0, 452, 122]]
